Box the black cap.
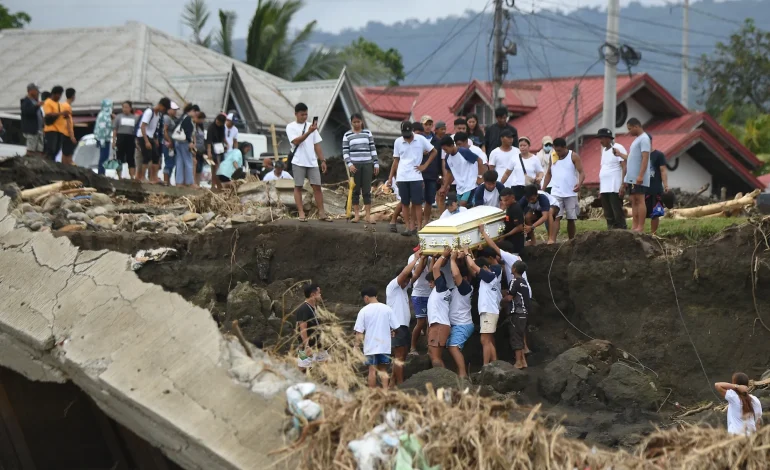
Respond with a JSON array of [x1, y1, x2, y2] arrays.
[[412, 121, 425, 132], [401, 121, 413, 137], [597, 128, 614, 139], [439, 135, 455, 147], [446, 192, 458, 203]]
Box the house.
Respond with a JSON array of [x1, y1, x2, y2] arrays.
[[0, 22, 399, 157], [358, 75, 764, 196]]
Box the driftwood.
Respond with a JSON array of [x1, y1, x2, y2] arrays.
[[670, 190, 760, 218], [21, 181, 82, 201]]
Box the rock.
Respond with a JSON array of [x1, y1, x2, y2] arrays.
[[225, 282, 278, 345], [134, 214, 158, 231], [19, 203, 36, 213], [539, 340, 616, 404], [89, 193, 112, 206], [28, 221, 43, 231], [61, 200, 84, 213], [479, 361, 529, 394], [253, 207, 283, 224], [67, 212, 91, 223], [266, 279, 305, 321], [754, 388, 770, 398], [86, 206, 109, 218], [193, 218, 206, 230], [58, 223, 86, 232], [92, 215, 114, 229], [182, 212, 201, 223], [399, 368, 462, 393], [41, 194, 66, 213], [404, 354, 432, 381], [166, 226, 181, 235], [191, 283, 217, 310], [230, 215, 257, 225], [202, 211, 216, 223], [597, 362, 661, 411]]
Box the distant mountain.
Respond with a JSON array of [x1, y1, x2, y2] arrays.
[[232, 0, 769, 107]]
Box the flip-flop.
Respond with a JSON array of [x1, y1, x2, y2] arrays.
[[298, 217, 308, 222], [319, 216, 334, 222], [389, 224, 397, 233], [350, 219, 359, 223]]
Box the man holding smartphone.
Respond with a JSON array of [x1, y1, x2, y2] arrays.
[[286, 103, 330, 222]]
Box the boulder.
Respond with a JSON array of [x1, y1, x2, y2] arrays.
[[539, 340, 616, 404], [86, 206, 109, 218], [225, 282, 278, 346], [134, 214, 158, 231], [403, 354, 432, 381], [41, 194, 66, 213], [182, 212, 201, 223], [399, 368, 463, 393], [190, 283, 217, 310], [597, 363, 661, 411], [254, 207, 279, 224], [166, 226, 181, 235], [479, 360, 529, 394], [62, 200, 85, 213], [89, 193, 112, 206], [230, 215, 257, 225]]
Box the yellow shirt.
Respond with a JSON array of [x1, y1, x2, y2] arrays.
[[60, 102, 73, 137], [43, 99, 68, 134]]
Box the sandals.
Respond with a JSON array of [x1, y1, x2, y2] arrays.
[[298, 216, 308, 222], [389, 224, 397, 233], [319, 215, 333, 223]]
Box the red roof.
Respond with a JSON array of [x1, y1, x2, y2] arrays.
[[759, 173, 770, 188], [358, 83, 471, 130]]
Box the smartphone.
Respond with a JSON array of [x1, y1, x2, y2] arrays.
[[312, 116, 318, 125]]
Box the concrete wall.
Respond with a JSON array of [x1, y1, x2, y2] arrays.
[[0, 193, 299, 470], [666, 151, 713, 193], [581, 97, 653, 137]]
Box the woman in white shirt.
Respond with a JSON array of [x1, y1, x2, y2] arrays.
[[501, 136, 544, 192], [715, 373, 762, 436]]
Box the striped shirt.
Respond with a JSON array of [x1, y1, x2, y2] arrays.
[[342, 129, 378, 166]]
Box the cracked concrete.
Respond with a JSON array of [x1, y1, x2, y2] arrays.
[[0, 193, 300, 470]]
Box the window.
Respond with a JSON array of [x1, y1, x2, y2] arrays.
[[475, 103, 492, 126]]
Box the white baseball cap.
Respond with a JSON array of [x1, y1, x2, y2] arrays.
[[226, 113, 234, 121], [170, 101, 180, 110]]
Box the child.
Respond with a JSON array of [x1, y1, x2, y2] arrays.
[[447, 249, 474, 377], [465, 249, 503, 365], [354, 286, 398, 389], [507, 261, 531, 369], [426, 247, 453, 368]]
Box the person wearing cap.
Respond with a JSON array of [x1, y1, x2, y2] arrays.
[[94, 99, 114, 176], [536, 136, 556, 190], [439, 132, 485, 206], [413, 122, 441, 227], [543, 138, 585, 242], [489, 129, 524, 198], [484, 106, 519, 156], [439, 192, 468, 219], [262, 160, 293, 182], [421, 115, 434, 140], [388, 121, 437, 236], [225, 113, 239, 150], [20, 83, 44, 155], [502, 136, 544, 190], [597, 128, 628, 230], [161, 101, 180, 185]]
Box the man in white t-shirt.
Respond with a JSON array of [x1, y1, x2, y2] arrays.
[[597, 128, 628, 230], [355, 286, 399, 389], [135, 97, 170, 183], [489, 129, 523, 198], [225, 113, 239, 150], [385, 254, 421, 385], [439, 133, 485, 206], [286, 102, 329, 222], [426, 247, 453, 368], [261, 160, 293, 182]]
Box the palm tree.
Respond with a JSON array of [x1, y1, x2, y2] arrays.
[[182, 0, 211, 47], [215, 10, 237, 57]]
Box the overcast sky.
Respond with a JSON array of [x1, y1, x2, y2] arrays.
[[5, 0, 694, 38]]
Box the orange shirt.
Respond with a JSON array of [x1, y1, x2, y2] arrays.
[[60, 102, 73, 137], [42, 98, 68, 134]]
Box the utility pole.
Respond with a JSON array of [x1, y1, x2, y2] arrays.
[[573, 85, 580, 153], [492, 0, 505, 109], [680, 0, 690, 108], [601, 0, 620, 131]]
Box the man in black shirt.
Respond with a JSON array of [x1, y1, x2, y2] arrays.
[[206, 114, 227, 190], [295, 282, 326, 368], [499, 188, 526, 255], [645, 147, 668, 236], [507, 260, 531, 369], [484, 106, 519, 156]]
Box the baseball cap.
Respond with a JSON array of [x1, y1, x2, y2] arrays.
[[435, 121, 447, 130], [401, 121, 413, 137], [597, 128, 613, 139], [421, 115, 433, 124], [446, 192, 458, 203], [170, 101, 180, 110], [226, 113, 235, 121], [27, 83, 39, 92], [542, 135, 553, 146]]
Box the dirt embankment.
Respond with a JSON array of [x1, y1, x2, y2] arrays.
[[61, 219, 770, 404]]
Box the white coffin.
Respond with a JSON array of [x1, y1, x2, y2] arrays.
[[418, 206, 506, 254]]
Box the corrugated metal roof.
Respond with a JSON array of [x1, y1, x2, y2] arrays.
[[759, 173, 770, 189]]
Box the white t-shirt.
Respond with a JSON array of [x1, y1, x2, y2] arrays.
[[353, 302, 398, 356], [135, 108, 161, 138], [262, 170, 293, 181], [409, 254, 432, 298], [482, 186, 500, 207], [478, 266, 502, 314], [394, 134, 434, 182], [286, 121, 322, 168], [445, 148, 480, 194], [489, 147, 521, 186], [427, 284, 451, 326], [225, 125, 239, 150], [725, 389, 762, 435], [500, 249, 533, 297], [599, 142, 627, 194], [520, 155, 544, 182], [449, 281, 473, 325], [440, 207, 468, 219], [469, 144, 488, 165], [385, 278, 411, 328]]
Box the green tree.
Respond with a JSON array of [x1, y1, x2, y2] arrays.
[[695, 19, 770, 115], [0, 3, 31, 30], [343, 37, 404, 86], [215, 10, 237, 57], [182, 0, 211, 47]]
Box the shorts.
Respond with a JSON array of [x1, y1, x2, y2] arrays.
[[447, 323, 474, 349], [423, 179, 438, 205], [24, 132, 44, 153], [411, 296, 429, 319], [61, 134, 77, 156], [293, 164, 322, 186], [646, 194, 662, 219], [195, 150, 205, 173], [219, 175, 231, 183], [136, 137, 160, 165], [427, 323, 450, 348], [553, 195, 578, 220], [480, 312, 499, 334], [115, 134, 136, 168], [507, 315, 527, 350], [626, 183, 648, 195], [457, 190, 473, 204], [397, 181, 425, 206], [391, 325, 410, 348], [365, 354, 391, 366], [163, 146, 175, 175]]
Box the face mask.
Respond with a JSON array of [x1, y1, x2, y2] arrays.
[[544, 145, 553, 152]]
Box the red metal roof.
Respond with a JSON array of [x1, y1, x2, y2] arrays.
[[759, 173, 770, 188]]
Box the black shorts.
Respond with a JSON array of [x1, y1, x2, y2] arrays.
[[61, 135, 77, 156], [507, 315, 527, 351], [391, 325, 410, 349], [115, 134, 136, 168], [626, 183, 648, 195], [137, 138, 160, 165], [645, 194, 662, 219], [219, 175, 231, 183], [43, 131, 63, 160]]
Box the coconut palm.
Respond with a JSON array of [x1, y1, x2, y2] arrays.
[[182, 0, 211, 47], [215, 10, 237, 57]]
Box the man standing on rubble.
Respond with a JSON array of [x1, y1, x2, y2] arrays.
[[624, 118, 651, 233], [286, 103, 331, 222], [296, 283, 328, 368]]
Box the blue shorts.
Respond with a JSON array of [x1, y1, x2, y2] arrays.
[[457, 190, 473, 203], [423, 179, 438, 205], [365, 354, 391, 366], [447, 323, 474, 349], [397, 181, 425, 206], [411, 296, 429, 319], [162, 146, 175, 175]]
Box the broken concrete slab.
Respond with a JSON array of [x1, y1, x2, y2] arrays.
[[0, 191, 301, 470]]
